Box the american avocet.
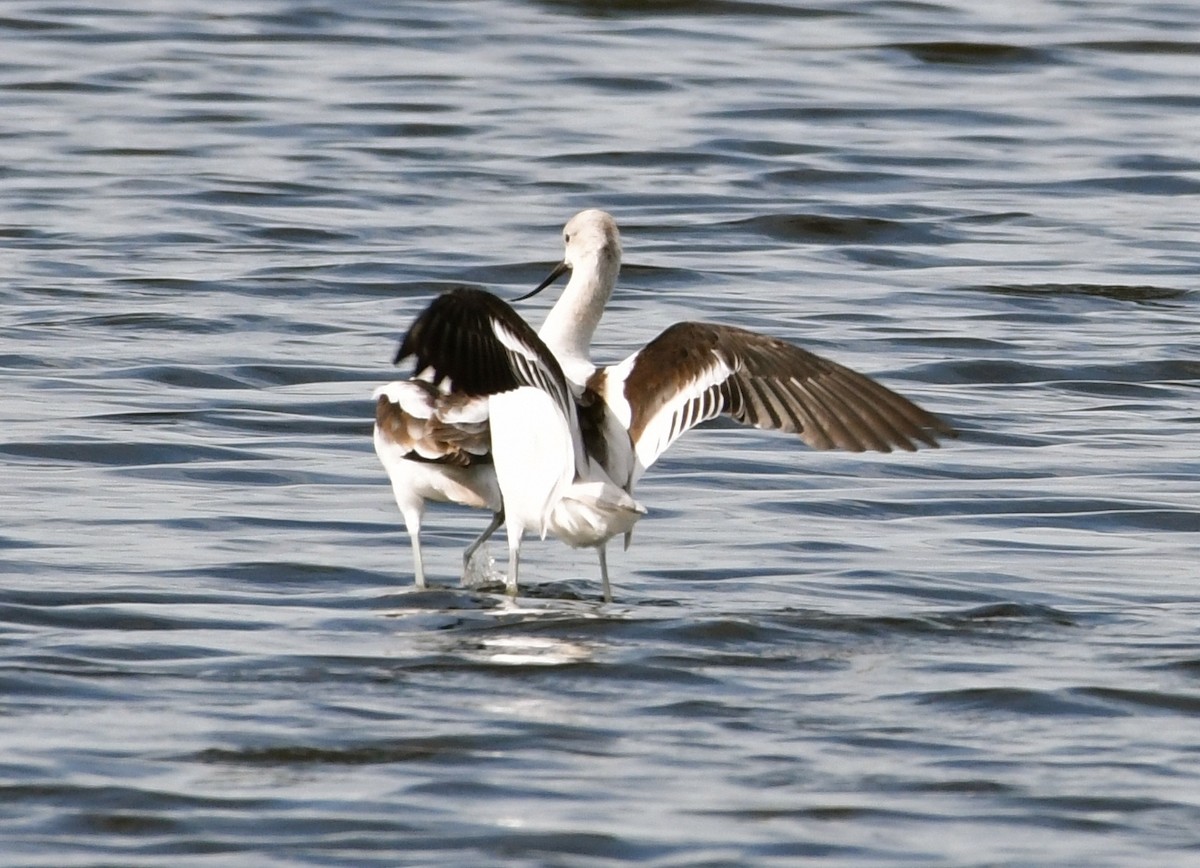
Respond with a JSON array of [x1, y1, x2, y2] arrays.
[[391, 209, 955, 601], [372, 380, 502, 589]]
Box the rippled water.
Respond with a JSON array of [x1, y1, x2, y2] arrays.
[[3, 1, 1199, 865]]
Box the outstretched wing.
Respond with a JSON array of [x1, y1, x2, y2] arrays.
[[611, 321, 956, 477], [395, 287, 573, 416]]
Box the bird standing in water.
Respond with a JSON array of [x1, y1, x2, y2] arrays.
[[385, 210, 954, 600]]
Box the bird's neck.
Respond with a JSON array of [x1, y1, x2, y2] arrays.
[[538, 253, 617, 383]]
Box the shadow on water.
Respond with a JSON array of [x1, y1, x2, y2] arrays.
[[968, 283, 1193, 306]]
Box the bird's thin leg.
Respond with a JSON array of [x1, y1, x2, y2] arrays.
[[402, 510, 426, 590], [461, 510, 504, 579], [411, 536, 426, 589], [598, 544, 612, 603], [505, 523, 523, 597]]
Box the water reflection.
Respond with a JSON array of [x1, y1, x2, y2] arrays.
[[463, 634, 597, 667]]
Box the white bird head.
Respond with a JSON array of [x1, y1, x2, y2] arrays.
[[518, 209, 622, 302], [561, 208, 621, 270]]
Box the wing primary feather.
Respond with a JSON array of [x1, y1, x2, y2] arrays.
[[748, 377, 787, 430], [865, 376, 950, 447], [831, 372, 922, 451], [831, 366, 946, 448], [802, 376, 895, 452], [757, 376, 805, 435], [774, 375, 858, 450]]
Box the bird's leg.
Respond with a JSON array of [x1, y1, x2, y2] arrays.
[[597, 544, 612, 603], [504, 523, 523, 598], [411, 536, 426, 589], [461, 510, 504, 580], [403, 514, 426, 590]]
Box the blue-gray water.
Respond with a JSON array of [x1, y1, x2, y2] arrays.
[[3, 1, 1199, 865]]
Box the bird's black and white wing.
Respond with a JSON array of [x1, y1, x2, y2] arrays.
[[395, 287, 573, 417], [602, 321, 956, 478]]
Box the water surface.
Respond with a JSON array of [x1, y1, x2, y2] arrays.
[[2, 1, 1199, 865]]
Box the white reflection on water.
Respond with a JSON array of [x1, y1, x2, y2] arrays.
[[472, 635, 596, 666]]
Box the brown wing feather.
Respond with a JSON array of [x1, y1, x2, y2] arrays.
[[624, 322, 955, 467], [374, 385, 492, 467]]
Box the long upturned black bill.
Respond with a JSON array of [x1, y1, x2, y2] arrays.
[[513, 260, 570, 301]]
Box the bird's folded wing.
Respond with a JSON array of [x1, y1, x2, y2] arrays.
[[394, 287, 573, 419]]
